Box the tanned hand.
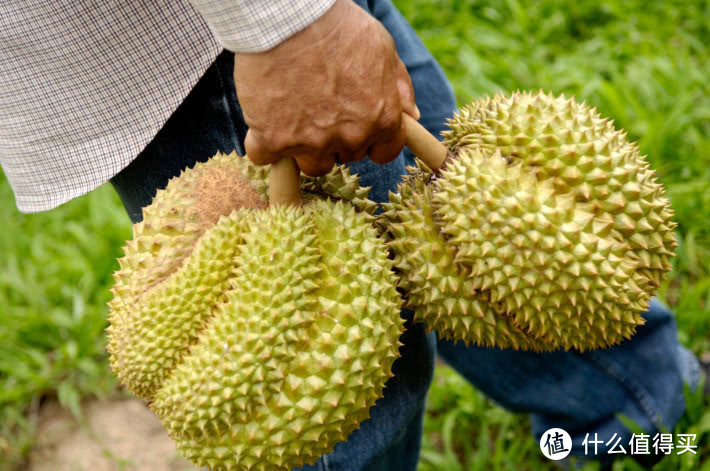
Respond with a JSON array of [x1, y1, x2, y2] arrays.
[[234, 0, 419, 176]]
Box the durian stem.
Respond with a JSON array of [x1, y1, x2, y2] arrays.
[[403, 113, 448, 171], [269, 158, 302, 207]]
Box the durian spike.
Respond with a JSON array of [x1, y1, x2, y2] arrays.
[[269, 157, 302, 206], [403, 113, 448, 171]]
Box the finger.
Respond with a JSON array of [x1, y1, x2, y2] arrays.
[[333, 151, 355, 165], [332, 142, 368, 164], [339, 141, 371, 164], [295, 153, 336, 177], [349, 143, 370, 163], [394, 58, 420, 120], [244, 130, 281, 166], [327, 126, 370, 164], [368, 118, 407, 165]]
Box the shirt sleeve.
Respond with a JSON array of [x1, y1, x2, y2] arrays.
[[186, 0, 337, 53]]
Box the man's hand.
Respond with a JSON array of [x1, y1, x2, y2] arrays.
[[234, 0, 419, 176]]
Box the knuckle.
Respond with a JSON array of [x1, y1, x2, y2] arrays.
[[378, 109, 402, 133], [292, 130, 329, 152], [304, 135, 329, 150], [339, 127, 368, 150], [262, 131, 290, 151]]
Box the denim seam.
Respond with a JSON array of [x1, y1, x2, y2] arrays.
[[321, 454, 330, 471], [580, 350, 665, 430], [214, 55, 243, 156]]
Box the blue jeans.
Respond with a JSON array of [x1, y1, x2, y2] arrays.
[[110, 1, 700, 469]]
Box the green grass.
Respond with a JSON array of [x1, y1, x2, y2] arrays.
[[1, 0, 709, 469], [0, 180, 130, 468]]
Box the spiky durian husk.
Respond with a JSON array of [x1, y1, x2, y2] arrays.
[[385, 91, 676, 351], [108, 152, 266, 300], [107, 151, 267, 394], [108, 210, 256, 399], [380, 162, 546, 350], [147, 201, 402, 470], [108, 152, 381, 396], [443, 91, 676, 293], [108, 153, 403, 470], [433, 149, 650, 350]]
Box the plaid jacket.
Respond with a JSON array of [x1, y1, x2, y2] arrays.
[[0, 0, 334, 213]]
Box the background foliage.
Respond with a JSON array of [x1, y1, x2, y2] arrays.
[[1, 0, 709, 469]]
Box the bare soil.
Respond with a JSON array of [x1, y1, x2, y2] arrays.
[[27, 395, 197, 471]]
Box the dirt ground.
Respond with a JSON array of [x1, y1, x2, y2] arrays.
[[27, 396, 198, 471]]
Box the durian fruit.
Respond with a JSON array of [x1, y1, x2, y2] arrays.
[[109, 152, 266, 315], [107, 153, 404, 470], [381, 163, 546, 350], [444, 91, 676, 293], [383, 91, 676, 351], [108, 152, 268, 398]]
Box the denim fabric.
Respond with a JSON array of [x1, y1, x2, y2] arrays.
[[438, 300, 700, 466], [109, 0, 699, 469]]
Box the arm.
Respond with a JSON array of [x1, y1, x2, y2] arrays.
[[188, 0, 419, 176]]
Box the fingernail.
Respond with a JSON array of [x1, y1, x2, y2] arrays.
[[414, 104, 421, 120]]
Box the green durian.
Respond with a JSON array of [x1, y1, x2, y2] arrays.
[[381, 162, 546, 351], [444, 91, 676, 292], [108, 152, 268, 399], [382, 91, 676, 351], [107, 153, 404, 470]]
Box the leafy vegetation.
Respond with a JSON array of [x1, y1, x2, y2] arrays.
[[1, 0, 709, 469], [0, 180, 129, 468]]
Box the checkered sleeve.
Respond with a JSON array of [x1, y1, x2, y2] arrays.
[[187, 0, 336, 52]]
